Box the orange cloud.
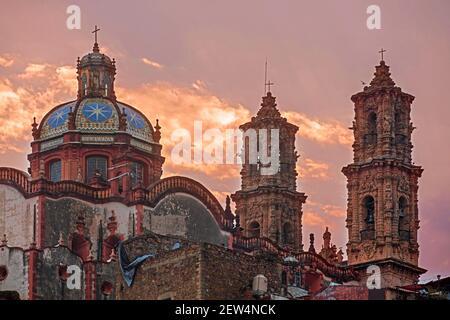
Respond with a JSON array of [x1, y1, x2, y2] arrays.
[[284, 111, 353, 146], [303, 211, 326, 226], [18, 63, 51, 79], [0, 54, 14, 67], [0, 63, 77, 154], [117, 82, 250, 183], [298, 158, 330, 179], [322, 204, 347, 218]]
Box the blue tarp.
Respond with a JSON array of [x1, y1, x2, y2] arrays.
[[118, 241, 181, 287]]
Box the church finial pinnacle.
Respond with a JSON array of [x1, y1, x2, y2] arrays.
[[264, 59, 275, 95], [379, 48, 386, 62], [92, 25, 101, 53]]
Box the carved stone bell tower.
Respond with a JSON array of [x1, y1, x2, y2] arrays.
[[232, 91, 307, 251], [342, 56, 426, 288]]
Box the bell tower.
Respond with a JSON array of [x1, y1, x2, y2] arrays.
[[342, 55, 426, 288], [231, 90, 307, 250]]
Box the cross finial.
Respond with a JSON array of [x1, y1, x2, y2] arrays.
[[92, 25, 101, 44], [379, 48, 386, 61], [265, 80, 275, 93], [264, 59, 275, 94]]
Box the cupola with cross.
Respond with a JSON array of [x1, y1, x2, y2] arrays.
[[27, 27, 164, 192], [77, 25, 117, 100]]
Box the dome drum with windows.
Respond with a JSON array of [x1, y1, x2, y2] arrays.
[[28, 37, 164, 190]]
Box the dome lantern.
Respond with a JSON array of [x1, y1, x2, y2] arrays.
[[77, 26, 116, 101]]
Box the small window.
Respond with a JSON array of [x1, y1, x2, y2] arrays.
[[86, 156, 108, 182], [364, 196, 375, 225], [361, 196, 376, 239], [130, 162, 144, 187], [399, 197, 407, 218], [365, 112, 378, 144], [248, 221, 260, 238], [368, 113, 377, 134], [282, 222, 293, 245], [49, 160, 62, 182]]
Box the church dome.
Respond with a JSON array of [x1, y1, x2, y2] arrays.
[[39, 98, 155, 143], [79, 46, 114, 68], [37, 38, 157, 145]]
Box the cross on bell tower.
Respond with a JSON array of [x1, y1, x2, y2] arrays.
[[264, 59, 275, 94], [379, 48, 386, 61]]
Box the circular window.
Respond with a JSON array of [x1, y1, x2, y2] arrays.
[[0, 265, 8, 281]]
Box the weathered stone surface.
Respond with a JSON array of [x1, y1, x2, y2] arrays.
[[232, 92, 306, 251], [343, 60, 425, 288], [144, 193, 228, 247], [116, 235, 282, 300], [36, 246, 85, 300]]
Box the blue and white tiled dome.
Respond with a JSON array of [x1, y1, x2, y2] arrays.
[[38, 41, 155, 144], [39, 98, 154, 143]]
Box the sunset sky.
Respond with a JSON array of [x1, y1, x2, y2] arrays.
[[0, 0, 449, 281]]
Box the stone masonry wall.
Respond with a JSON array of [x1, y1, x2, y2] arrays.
[[200, 244, 282, 299], [116, 244, 201, 300]]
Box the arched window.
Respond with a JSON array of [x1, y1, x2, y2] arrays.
[[49, 160, 62, 182], [282, 222, 293, 245], [130, 162, 144, 187], [368, 113, 377, 133], [86, 156, 108, 182], [395, 112, 407, 144], [366, 112, 377, 144], [398, 197, 410, 240], [361, 196, 376, 240], [248, 221, 260, 238], [364, 196, 375, 225]]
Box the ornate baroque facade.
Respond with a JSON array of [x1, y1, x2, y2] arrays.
[[342, 59, 426, 287], [232, 92, 307, 251]]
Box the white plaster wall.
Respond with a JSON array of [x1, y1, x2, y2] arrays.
[[0, 247, 29, 300], [56, 197, 135, 257], [0, 185, 38, 249]]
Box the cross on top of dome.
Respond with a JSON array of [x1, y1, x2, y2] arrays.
[[92, 25, 101, 53]]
